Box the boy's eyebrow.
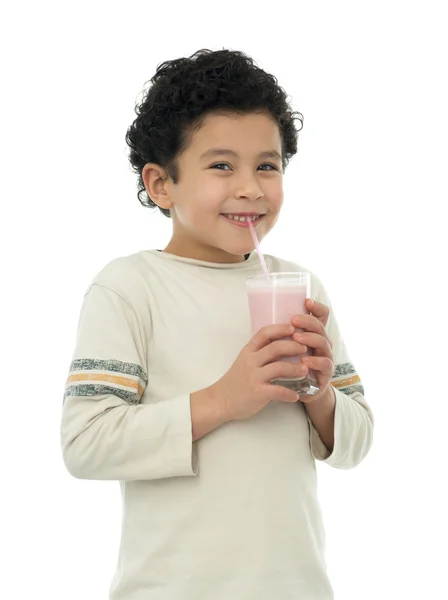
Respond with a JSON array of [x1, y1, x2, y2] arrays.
[[200, 148, 282, 161]]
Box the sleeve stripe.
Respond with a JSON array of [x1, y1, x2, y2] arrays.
[[69, 358, 148, 384], [66, 372, 145, 398], [63, 384, 141, 405], [332, 374, 361, 389], [331, 362, 365, 396], [64, 358, 147, 405]]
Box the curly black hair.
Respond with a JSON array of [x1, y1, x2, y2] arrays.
[[125, 48, 304, 218]]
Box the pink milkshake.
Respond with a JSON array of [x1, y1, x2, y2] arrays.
[[246, 272, 318, 395]]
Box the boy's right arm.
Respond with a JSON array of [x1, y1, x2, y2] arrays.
[[61, 283, 204, 481]]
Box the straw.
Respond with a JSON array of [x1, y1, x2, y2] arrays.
[[248, 219, 270, 279]]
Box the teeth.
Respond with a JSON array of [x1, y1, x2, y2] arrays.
[[224, 214, 259, 222]]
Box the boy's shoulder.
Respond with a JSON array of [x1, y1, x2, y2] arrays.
[[83, 250, 152, 300]]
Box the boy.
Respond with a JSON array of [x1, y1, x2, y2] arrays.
[[61, 48, 374, 599]]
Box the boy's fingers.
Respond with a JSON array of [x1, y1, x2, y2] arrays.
[[306, 299, 330, 329], [301, 356, 334, 377], [249, 323, 296, 352], [293, 332, 332, 357]]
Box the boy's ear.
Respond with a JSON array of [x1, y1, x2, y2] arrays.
[[142, 163, 173, 210]]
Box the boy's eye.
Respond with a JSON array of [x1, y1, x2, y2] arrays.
[[210, 163, 277, 171]]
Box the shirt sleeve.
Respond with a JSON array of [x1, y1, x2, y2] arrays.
[[60, 283, 198, 481], [306, 283, 374, 469]]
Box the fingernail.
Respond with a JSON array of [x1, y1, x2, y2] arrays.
[[308, 299, 315, 305]]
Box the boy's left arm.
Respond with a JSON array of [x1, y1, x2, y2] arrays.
[[292, 297, 374, 469]]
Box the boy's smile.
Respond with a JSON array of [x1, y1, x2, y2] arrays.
[[142, 110, 284, 263], [220, 213, 266, 229]]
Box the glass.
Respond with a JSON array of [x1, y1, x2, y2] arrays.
[[245, 272, 319, 396]]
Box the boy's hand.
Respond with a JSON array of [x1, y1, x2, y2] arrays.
[[210, 323, 309, 422], [291, 299, 335, 404]]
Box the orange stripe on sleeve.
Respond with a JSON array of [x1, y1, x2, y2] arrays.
[[67, 372, 139, 391], [332, 374, 361, 389]]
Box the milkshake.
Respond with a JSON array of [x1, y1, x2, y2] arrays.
[[246, 272, 319, 395]]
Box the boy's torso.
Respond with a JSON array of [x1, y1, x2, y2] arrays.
[[93, 250, 333, 600]]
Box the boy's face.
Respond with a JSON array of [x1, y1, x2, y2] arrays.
[[143, 111, 285, 263]]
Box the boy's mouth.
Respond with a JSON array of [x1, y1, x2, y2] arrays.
[[220, 213, 265, 228]]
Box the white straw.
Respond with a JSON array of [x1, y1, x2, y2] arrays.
[[248, 219, 270, 277]]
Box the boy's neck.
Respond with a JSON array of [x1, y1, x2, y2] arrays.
[[161, 244, 250, 264]]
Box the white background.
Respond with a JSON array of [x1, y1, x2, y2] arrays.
[[1, 1, 447, 598]]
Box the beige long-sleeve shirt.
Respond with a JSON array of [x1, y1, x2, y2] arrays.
[[60, 249, 374, 600]]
